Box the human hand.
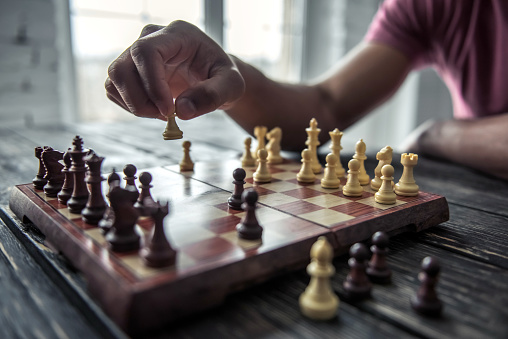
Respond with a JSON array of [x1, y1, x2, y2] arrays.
[[105, 21, 245, 120]]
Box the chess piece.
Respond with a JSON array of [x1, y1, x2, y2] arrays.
[[353, 139, 370, 185], [105, 186, 141, 252], [321, 153, 341, 189], [123, 164, 139, 198], [42, 147, 64, 197], [296, 149, 316, 183], [375, 165, 397, 205], [253, 149, 271, 183], [329, 128, 345, 178], [58, 149, 74, 204], [180, 140, 194, 171], [241, 137, 256, 167], [266, 127, 283, 164], [98, 169, 121, 233], [228, 168, 246, 210], [371, 146, 393, 191], [162, 113, 183, 140], [411, 257, 443, 316], [67, 136, 89, 214], [141, 201, 177, 268], [342, 159, 363, 197], [252, 126, 267, 159], [299, 236, 339, 320], [82, 153, 107, 225], [236, 189, 263, 240], [343, 243, 372, 301], [33, 146, 48, 190], [366, 231, 392, 284], [134, 172, 156, 216], [305, 118, 322, 174], [395, 153, 419, 196]]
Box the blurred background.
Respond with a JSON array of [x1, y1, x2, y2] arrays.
[[0, 0, 452, 150]]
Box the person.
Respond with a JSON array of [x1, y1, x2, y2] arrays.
[[104, 0, 508, 180]]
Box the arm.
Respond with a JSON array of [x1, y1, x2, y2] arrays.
[[403, 116, 508, 180]]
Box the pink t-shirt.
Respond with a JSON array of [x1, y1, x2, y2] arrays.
[[365, 0, 508, 119]]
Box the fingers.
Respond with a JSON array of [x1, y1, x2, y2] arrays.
[[175, 68, 245, 120], [139, 24, 164, 38]]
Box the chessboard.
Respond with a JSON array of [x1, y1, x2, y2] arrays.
[[9, 158, 449, 335]]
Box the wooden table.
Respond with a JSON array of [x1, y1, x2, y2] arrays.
[[0, 117, 507, 339]]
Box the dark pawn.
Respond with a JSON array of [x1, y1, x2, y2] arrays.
[[411, 257, 443, 316], [236, 189, 263, 240], [343, 243, 372, 301], [367, 231, 392, 284], [42, 147, 65, 197], [98, 169, 121, 234], [228, 168, 246, 210], [58, 149, 74, 204], [134, 172, 156, 216], [82, 153, 107, 225], [141, 201, 177, 268], [33, 146, 48, 190], [123, 164, 139, 198], [67, 136, 89, 214], [105, 186, 140, 252]]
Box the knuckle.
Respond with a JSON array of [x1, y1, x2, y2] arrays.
[[107, 61, 122, 81], [140, 24, 163, 37], [130, 40, 153, 62]]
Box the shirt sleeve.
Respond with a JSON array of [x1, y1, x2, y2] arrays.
[[365, 0, 437, 68]]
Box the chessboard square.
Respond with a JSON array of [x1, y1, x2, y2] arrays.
[[250, 186, 276, 196], [266, 167, 286, 174], [255, 206, 294, 224], [330, 201, 381, 217], [171, 227, 216, 247], [306, 183, 341, 194], [258, 181, 301, 193], [219, 231, 263, 251], [203, 215, 242, 234], [48, 199, 64, 209], [304, 195, 350, 208], [85, 227, 107, 246], [58, 208, 83, 221], [194, 191, 230, 206], [271, 171, 300, 181], [73, 218, 97, 230], [182, 236, 241, 262], [299, 209, 355, 227], [274, 200, 324, 215], [286, 178, 318, 186], [172, 205, 229, 224], [356, 197, 407, 209], [120, 254, 177, 279], [213, 202, 244, 214], [283, 187, 325, 200], [333, 190, 374, 201], [258, 193, 300, 206]]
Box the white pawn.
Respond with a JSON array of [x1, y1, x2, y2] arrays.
[[343, 159, 363, 197], [253, 149, 271, 183], [353, 139, 370, 185], [241, 137, 256, 167], [395, 153, 419, 196], [321, 154, 341, 189], [266, 127, 283, 164], [296, 149, 316, 183], [299, 236, 339, 320], [179, 140, 194, 172], [371, 146, 393, 191], [252, 126, 267, 159], [375, 164, 397, 204]]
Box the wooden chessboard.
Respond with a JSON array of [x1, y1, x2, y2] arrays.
[[8, 159, 449, 335]]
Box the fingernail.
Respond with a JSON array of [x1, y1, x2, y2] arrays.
[[177, 98, 197, 119]]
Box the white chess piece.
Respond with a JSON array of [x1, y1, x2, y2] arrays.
[[342, 159, 363, 197], [329, 128, 345, 178], [321, 154, 341, 189], [266, 127, 283, 164], [179, 140, 194, 172], [299, 236, 339, 320], [375, 164, 397, 204], [252, 126, 267, 159], [253, 149, 271, 183], [353, 139, 370, 185], [297, 149, 316, 183], [305, 118, 322, 174], [371, 146, 393, 191], [241, 137, 256, 167], [395, 153, 419, 196]]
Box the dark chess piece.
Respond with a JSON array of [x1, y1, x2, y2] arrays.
[[141, 201, 177, 268], [67, 136, 89, 214], [366, 231, 392, 284], [134, 172, 156, 216], [81, 153, 107, 225], [123, 164, 139, 198], [228, 168, 246, 210], [343, 243, 372, 301], [411, 256, 443, 316], [98, 169, 121, 234], [58, 149, 74, 204], [33, 146, 48, 190], [42, 147, 64, 197], [105, 186, 141, 252], [236, 189, 263, 240]]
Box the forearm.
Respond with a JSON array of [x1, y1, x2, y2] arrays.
[[418, 114, 508, 180]]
